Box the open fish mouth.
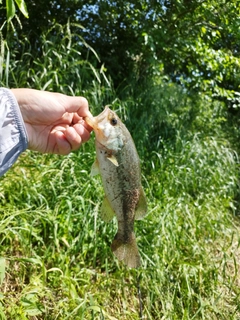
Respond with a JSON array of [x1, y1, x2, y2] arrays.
[[85, 116, 97, 129], [85, 106, 110, 129]]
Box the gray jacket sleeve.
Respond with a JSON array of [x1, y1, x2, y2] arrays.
[[0, 88, 28, 176]]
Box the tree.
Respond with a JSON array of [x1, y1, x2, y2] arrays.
[[76, 0, 240, 106], [1, 0, 240, 108]]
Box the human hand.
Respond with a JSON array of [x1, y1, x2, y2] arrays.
[[11, 88, 93, 155]]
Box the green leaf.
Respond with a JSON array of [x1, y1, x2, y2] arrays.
[[21, 294, 43, 316], [87, 305, 101, 312], [6, 0, 15, 22], [26, 308, 42, 316], [0, 258, 6, 285], [15, 0, 29, 18], [201, 26, 206, 34]]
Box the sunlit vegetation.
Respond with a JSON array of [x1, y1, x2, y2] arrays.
[[0, 1, 240, 319]]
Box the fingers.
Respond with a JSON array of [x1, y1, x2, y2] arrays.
[[54, 131, 72, 155], [64, 127, 82, 151], [72, 122, 92, 144], [64, 96, 93, 118], [72, 113, 93, 133], [54, 123, 92, 155]]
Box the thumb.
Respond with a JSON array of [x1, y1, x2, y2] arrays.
[[64, 96, 92, 118]]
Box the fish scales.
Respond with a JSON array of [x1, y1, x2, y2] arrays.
[[85, 106, 147, 268]]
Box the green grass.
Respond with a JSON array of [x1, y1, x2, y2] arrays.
[[1, 22, 240, 319], [1, 112, 240, 319]]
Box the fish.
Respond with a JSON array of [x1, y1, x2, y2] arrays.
[[85, 106, 147, 268]]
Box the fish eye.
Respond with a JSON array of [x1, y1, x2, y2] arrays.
[[110, 118, 118, 126]]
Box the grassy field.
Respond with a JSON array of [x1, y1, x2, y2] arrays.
[[1, 84, 240, 319], [1, 26, 240, 319]]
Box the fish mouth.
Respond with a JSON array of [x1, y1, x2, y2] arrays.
[[85, 116, 97, 129], [85, 106, 110, 129]]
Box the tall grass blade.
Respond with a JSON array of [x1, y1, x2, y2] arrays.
[[0, 258, 6, 285]]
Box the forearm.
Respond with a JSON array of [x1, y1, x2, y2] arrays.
[[0, 88, 28, 176]]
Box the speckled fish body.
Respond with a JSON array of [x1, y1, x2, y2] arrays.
[[85, 107, 147, 268]]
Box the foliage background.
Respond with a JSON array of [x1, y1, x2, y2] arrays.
[[0, 0, 240, 319]]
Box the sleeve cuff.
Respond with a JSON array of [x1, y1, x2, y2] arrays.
[[0, 87, 28, 176]]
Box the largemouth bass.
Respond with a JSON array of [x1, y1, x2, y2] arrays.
[[85, 106, 147, 268]]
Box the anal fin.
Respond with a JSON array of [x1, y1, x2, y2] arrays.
[[101, 196, 115, 222], [135, 186, 148, 220]]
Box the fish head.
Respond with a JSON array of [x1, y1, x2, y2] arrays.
[[85, 106, 126, 152]]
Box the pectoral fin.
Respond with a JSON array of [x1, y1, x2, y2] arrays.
[[107, 155, 119, 166], [101, 196, 116, 222], [135, 186, 148, 220], [91, 159, 100, 176]]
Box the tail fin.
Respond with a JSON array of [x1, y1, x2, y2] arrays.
[[111, 232, 141, 268]]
